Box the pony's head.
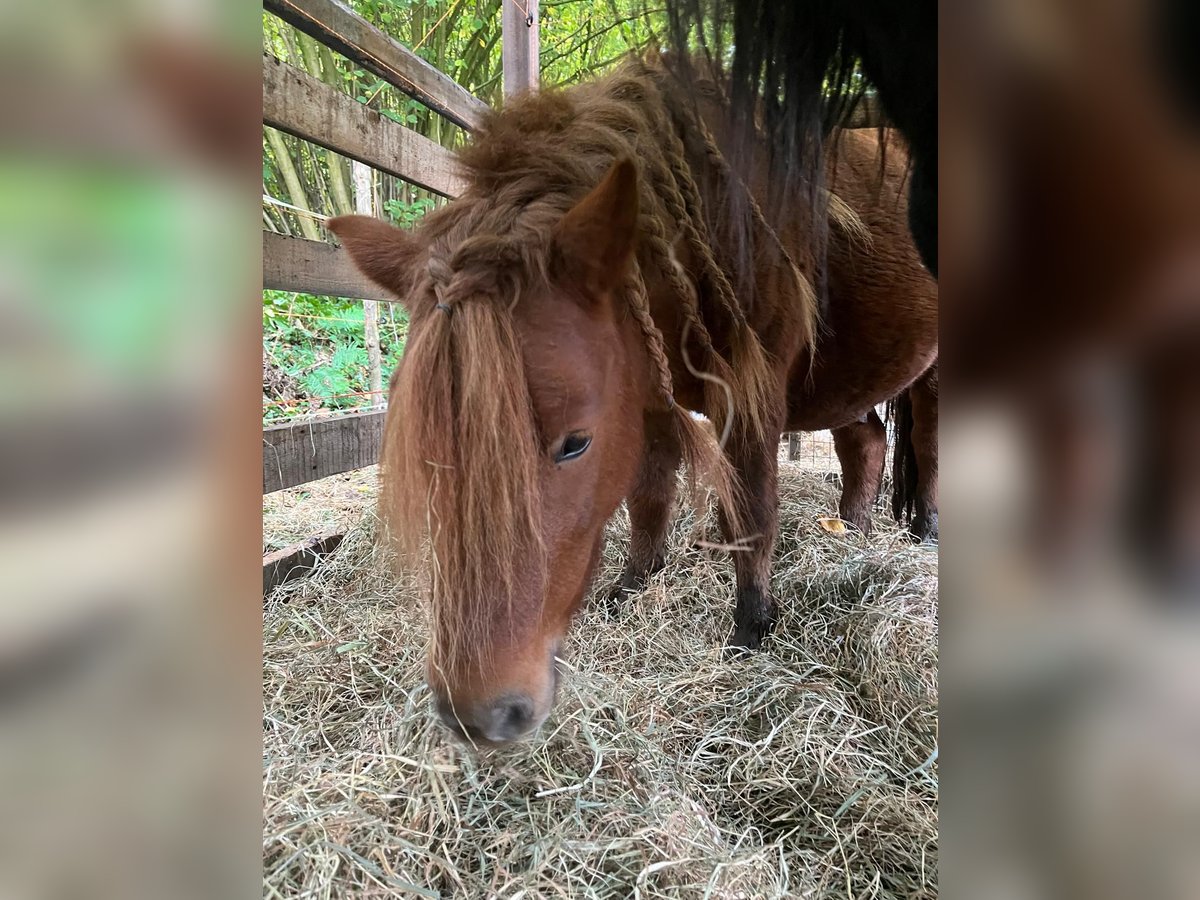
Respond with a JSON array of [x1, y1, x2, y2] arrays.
[[330, 160, 653, 743]]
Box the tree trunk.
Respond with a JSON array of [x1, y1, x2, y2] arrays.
[[318, 44, 354, 216], [265, 127, 321, 241], [353, 161, 383, 407]]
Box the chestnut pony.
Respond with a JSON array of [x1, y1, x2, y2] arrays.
[[330, 59, 936, 744]]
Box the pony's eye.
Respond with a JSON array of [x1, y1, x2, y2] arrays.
[[555, 432, 592, 463]]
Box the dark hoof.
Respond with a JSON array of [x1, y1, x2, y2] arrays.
[[911, 511, 939, 544], [603, 558, 665, 614], [602, 584, 636, 616], [725, 585, 776, 658], [724, 621, 773, 658], [602, 568, 647, 616], [846, 517, 872, 536], [837, 504, 872, 535]]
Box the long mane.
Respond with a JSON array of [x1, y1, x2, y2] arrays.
[[385, 257, 544, 675], [381, 59, 814, 669]]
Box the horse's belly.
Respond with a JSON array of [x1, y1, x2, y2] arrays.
[[784, 325, 937, 431]]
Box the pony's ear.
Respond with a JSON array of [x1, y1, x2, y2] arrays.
[[327, 215, 422, 300], [553, 158, 640, 298]]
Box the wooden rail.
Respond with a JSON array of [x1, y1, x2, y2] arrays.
[[264, 0, 487, 131], [264, 54, 467, 198], [262, 232, 393, 302], [263, 410, 386, 494], [264, 530, 345, 595]]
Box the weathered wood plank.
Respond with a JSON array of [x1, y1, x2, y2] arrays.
[[263, 530, 345, 595], [262, 231, 395, 302], [264, 0, 487, 131], [263, 410, 386, 493], [263, 53, 467, 197], [502, 0, 539, 98]]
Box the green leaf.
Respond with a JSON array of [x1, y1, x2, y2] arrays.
[[331, 342, 368, 371], [303, 367, 352, 399], [328, 305, 365, 334]]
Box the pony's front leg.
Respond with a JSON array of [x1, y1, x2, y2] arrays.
[[719, 429, 781, 654], [604, 411, 682, 611]]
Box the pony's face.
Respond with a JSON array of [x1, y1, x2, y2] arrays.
[[331, 160, 648, 744], [449, 267, 647, 743]]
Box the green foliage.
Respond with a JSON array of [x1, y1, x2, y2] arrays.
[[263, 290, 408, 424], [383, 195, 437, 228]]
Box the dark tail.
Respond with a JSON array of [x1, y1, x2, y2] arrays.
[[888, 389, 919, 525]]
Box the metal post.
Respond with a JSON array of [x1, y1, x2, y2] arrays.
[[502, 0, 539, 99]]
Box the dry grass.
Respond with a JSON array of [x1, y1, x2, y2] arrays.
[[263, 466, 379, 553], [263, 461, 937, 899]]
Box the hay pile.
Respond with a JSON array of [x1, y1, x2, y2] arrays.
[[263, 464, 938, 898], [262, 466, 378, 553]]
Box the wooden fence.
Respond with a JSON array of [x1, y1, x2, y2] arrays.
[[261, 0, 532, 500]]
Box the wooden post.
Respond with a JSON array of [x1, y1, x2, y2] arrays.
[[502, 0, 538, 99], [352, 161, 383, 408], [788, 432, 801, 461]]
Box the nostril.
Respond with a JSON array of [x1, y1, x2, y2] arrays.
[[434, 693, 540, 744], [491, 696, 535, 739], [478, 693, 540, 743]]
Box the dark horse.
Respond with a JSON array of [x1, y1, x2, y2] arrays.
[[330, 59, 936, 744]]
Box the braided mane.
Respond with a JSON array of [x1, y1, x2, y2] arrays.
[[381, 58, 815, 672], [451, 56, 807, 436]]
